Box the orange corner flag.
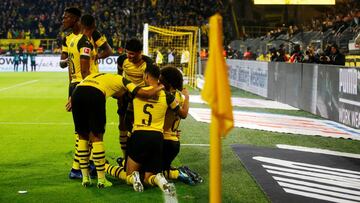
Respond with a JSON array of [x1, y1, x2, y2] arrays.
[[201, 13, 234, 203]]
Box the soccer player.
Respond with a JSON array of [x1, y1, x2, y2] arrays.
[[61, 9, 112, 179], [116, 38, 153, 161], [30, 52, 36, 72], [71, 73, 164, 188], [160, 66, 203, 185], [125, 65, 187, 195]]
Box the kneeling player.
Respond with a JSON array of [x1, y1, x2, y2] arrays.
[[160, 66, 203, 185], [125, 65, 187, 196], [71, 73, 163, 188]]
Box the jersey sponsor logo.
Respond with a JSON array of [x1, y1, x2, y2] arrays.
[[84, 47, 91, 54]]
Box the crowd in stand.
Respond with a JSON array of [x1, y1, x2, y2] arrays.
[[262, 0, 360, 40], [0, 0, 225, 53]]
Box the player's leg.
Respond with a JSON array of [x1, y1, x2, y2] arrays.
[[105, 163, 127, 181], [71, 87, 92, 187], [163, 140, 195, 185], [125, 131, 144, 192], [89, 89, 112, 188], [68, 82, 82, 179]]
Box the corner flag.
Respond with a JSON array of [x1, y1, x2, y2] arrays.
[[201, 13, 234, 203]]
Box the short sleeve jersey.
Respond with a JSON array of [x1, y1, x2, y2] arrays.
[[163, 90, 184, 141], [77, 73, 138, 98], [117, 55, 153, 86], [89, 30, 107, 73], [132, 88, 179, 133], [67, 34, 94, 83], [62, 33, 78, 54]]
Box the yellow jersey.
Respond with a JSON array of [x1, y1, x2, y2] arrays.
[[77, 73, 138, 98], [163, 90, 184, 141], [132, 88, 179, 133], [89, 30, 107, 73], [67, 34, 93, 83], [62, 33, 78, 54], [117, 55, 153, 86]]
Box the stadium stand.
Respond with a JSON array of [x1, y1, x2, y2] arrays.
[[0, 0, 225, 54], [0, 0, 359, 67]]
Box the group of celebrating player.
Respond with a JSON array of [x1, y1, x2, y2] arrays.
[[60, 7, 202, 196]]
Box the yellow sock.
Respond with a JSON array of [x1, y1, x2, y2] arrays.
[[92, 142, 106, 179], [146, 175, 157, 186], [105, 164, 127, 181], [78, 139, 90, 177], [71, 134, 80, 170], [169, 169, 180, 180], [126, 174, 134, 185]]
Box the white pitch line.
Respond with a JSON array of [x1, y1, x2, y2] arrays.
[[279, 181, 360, 201], [283, 188, 359, 203], [181, 144, 210, 147], [276, 144, 360, 159], [274, 176, 360, 196], [0, 80, 39, 92], [0, 122, 72, 125]]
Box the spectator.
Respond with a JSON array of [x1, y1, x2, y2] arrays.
[[329, 44, 345, 66], [243, 47, 253, 60], [289, 44, 303, 63]]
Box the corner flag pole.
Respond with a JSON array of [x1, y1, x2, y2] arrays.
[[201, 13, 234, 203]]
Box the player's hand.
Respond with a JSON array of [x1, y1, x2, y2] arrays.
[[65, 97, 72, 112], [182, 88, 189, 98], [60, 58, 69, 68], [176, 130, 181, 139]]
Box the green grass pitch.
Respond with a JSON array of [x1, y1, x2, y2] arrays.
[[1, 72, 360, 203]]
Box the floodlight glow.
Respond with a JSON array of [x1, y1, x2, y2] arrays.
[[254, 0, 335, 5]]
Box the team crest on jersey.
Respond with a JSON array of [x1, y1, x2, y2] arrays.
[[70, 42, 74, 47]]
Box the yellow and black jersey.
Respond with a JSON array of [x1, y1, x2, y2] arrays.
[[67, 34, 94, 83], [77, 73, 139, 98], [132, 88, 179, 133], [163, 90, 184, 141], [62, 32, 78, 54], [117, 55, 153, 85], [89, 30, 107, 73]]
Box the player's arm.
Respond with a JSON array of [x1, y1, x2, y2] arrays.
[[166, 90, 188, 119], [123, 78, 164, 99], [117, 54, 126, 75], [79, 38, 93, 79], [92, 30, 113, 59], [178, 88, 189, 119], [60, 37, 69, 68], [97, 42, 112, 59]]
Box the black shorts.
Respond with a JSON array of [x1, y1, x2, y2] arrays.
[[127, 130, 163, 174], [162, 140, 180, 170], [71, 86, 106, 135], [117, 93, 134, 131], [68, 82, 80, 98]]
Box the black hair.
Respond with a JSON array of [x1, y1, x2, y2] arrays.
[[160, 66, 183, 91], [64, 7, 81, 18], [125, 38, 142, 52], [145, 64, 160, 79], [80, 14, 95, 28]]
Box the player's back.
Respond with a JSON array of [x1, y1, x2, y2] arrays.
[[163, 90, 184, 141], [133, 88, 178, 133], [68, 34, 94, 83]]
